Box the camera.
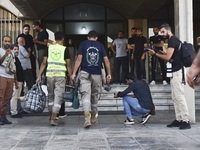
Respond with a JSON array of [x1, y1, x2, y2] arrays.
[[144, 45, 155, 52], [166, 62, 173, 78]]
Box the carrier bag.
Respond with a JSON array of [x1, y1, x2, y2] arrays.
[[63, 84, 75, 102], [2, 53, 16, 75], [24, 83, 46, 113], [72, 80, 80, 109]]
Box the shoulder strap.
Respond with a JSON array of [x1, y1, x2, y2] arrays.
[[182, 67, 186, 85]]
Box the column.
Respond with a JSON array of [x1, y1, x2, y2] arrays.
[[174, 0, 195, 123]]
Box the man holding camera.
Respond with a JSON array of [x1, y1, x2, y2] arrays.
[[149, 27, 167, 85], [148, 23, 191, 130], [114, 73, 154, 125]]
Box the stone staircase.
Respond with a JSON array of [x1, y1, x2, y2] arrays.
[[64, 84, 200, 113]]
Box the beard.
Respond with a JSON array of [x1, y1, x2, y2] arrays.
[[155, 32, 158, 35], [164, 33, 169, 39], [3, 44, 10, 49]]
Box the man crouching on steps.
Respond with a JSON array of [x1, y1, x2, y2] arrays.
[[114, 73, 155, 125], [71, 31, 111, 128], [36, 32, 72, 126]]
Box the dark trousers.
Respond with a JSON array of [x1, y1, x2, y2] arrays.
[[114, 56, 129, 83], [23, 69, 35, 90], [129, 55, 135, 74], [151, 55, 166, 81], [135, 56, 146, 80], [58, 102, 65, 116], [30, 53, 36, 82]]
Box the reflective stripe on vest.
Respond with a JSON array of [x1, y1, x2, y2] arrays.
[[46, 44, 66, 77]]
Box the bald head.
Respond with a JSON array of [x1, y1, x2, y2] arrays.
[[18, 37, 25, 46]]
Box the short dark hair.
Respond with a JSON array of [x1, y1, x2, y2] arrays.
[[88, 30, 98, 38], [23, 24, 30, 29], [137, 28, 142, 32], [131, 27, 137, 30], [10, 44, 19, 50], [126, 73, 135, 80], [118, 31, 124, 34], [32, 21, 41, 27], [2, 35, 11, 42], [54, 32, 65, 41], [159, 23, 171, 30]]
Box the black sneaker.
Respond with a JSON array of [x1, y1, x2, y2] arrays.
[[11, 114, 22, 118], [0, 117, 4, 125], [1, 116, 12, 124], [124, 117, 135, 125], [179, 121, 191, 130], [167, 120, 182, 127], [140, 114, 151, 125]]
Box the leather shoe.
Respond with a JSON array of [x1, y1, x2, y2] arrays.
[[1, 116, 12, 124]]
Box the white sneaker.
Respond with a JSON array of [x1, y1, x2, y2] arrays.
[[124, 117, 135, 125], [163, 80, 168, 85], [150, 80, 156, 85], [140, 114, 151, 125]]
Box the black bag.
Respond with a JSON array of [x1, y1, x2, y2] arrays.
[[72, 81, 80, 109], [63, 84, 75, 102], [179, 41, 196, 67]]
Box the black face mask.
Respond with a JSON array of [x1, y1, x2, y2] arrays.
[[3, 44, 10, 49]]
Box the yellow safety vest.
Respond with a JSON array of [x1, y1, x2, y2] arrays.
[[46, 44, 66, 77]]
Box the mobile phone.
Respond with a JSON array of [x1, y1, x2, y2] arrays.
[[193, 74, 200, 83]]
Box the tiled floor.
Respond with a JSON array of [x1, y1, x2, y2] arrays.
[[1, 110, 200, 150]]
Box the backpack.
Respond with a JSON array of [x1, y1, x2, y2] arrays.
[[179, 41, 196, 67], [178, 41, 196, 84]]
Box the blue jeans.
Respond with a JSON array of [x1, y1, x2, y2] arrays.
[[123, 96, 150, 118]]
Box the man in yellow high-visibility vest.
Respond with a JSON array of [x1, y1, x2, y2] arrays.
[[36, 32, 72, 126]]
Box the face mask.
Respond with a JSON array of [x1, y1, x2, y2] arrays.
[[3, 44, 10, 49]]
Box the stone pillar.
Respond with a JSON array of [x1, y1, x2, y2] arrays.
[[174, 0, 195, 123]]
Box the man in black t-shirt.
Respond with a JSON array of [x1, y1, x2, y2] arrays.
[[148, 23, 191, 130], [32, 21, 49, 68], [17, 24, 36, 81], [128, 27, 137, 74], [149, 27, 167, 85], [133, 28, 147, 80]]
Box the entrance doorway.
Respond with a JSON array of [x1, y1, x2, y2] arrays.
[[42, 3, 127, 54]]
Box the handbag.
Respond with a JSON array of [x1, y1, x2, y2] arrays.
[[24, 83, 46, 113], [2, 53, 16, 75], [63, 83, 75, 102], [72, 80, 80, 109]]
